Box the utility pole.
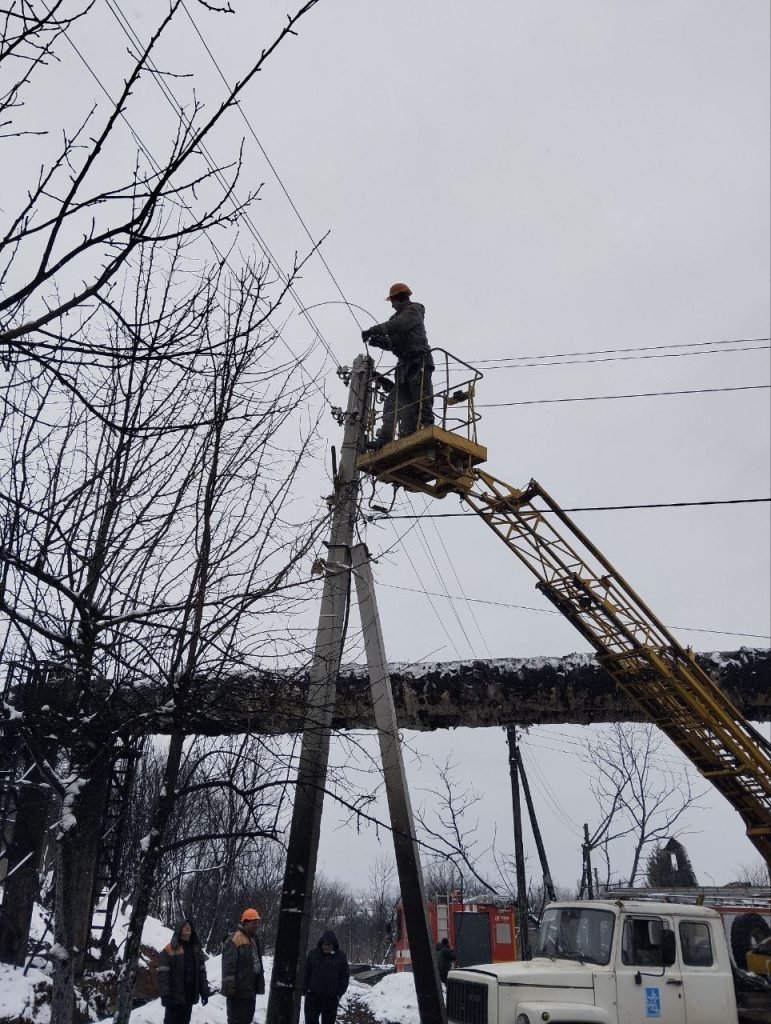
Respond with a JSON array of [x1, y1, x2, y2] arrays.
[[515, 747, 556, 901], [266, 355, 372, 1024], [582, 823, 594, 900], [352, 544, 446, 1024], [506, 726, 530, 960]]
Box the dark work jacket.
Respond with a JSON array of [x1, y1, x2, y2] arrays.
[[435, 940, 455, 982], [303, 930, 350, 999], [371, 303, 434, 368], [221, 925, 265, 998], [157, 921, 209, 1005]]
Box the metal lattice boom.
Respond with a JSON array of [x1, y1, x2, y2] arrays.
[[461, 471, 771, 863], [355, 354, 771, 863]]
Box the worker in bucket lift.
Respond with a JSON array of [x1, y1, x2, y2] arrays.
[[362, 282, 435, 448]]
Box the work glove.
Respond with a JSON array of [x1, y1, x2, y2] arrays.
[[361, 328, 372, 341]]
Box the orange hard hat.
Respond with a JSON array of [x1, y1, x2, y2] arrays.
[[241, 908, 261, 922], [385, 282, 412, 301]]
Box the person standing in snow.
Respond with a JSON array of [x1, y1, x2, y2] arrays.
[[362, 283, 435, 447], [434, 936, 456, 984], [303, 929, 350, 1024], [221, 908, 265, 1024], [157, 919, 209, 1024]]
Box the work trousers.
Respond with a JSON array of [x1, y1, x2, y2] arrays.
[[163, 1005, 193, 1024], [379, 361, 434, 442], [226, 995, 257, 1024], [304, 993, 339, 1024]]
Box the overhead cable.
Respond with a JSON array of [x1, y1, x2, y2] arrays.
[[474, 335, 770, 367], [98, 1, 341, 390], [377, 583, 771, 641], [382, 496, 770, 518], [179, 1, 365, 335], [478, 383, 770, 407]]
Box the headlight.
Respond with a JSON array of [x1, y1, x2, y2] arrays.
[[516, 1015, 531, 1024]]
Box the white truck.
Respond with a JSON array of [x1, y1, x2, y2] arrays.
[[446, 899, 771, 1024]]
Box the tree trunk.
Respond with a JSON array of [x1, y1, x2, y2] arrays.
[[0, 764, 53, 963], [50, 765, 111, 1024], [113, 730, 185, 1024]]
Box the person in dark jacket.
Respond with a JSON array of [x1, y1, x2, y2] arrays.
[[303, 929, 350, 1024], [362, 283, 435, 446], [435, 937, 456, 984], [157, 919, 209, 1024], [221, 908, 265, 1024]]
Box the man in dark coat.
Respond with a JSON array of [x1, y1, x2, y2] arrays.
[[303, 929, 350, 1024], [157, 919, 209, 1024], [362, 282, 435, 446], [435, 937, 456, 984], [221, 908, 265, 1024]]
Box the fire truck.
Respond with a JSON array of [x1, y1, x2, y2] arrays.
[[392, 893, 517, 973]]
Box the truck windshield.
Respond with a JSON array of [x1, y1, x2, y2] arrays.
[[534, 907, 615, 966]]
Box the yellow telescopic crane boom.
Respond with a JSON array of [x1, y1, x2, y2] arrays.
[[357, 351, 771, 863], [463, 471, 771, 863]]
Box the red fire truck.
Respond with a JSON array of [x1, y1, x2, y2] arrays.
[[392, 893, 517, 972]]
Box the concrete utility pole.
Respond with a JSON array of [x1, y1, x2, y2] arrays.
[[266, 355, 372, 1024], [507, 726, 530, 960], [352, 544, 447, 1024], [516, 747, 556, 901]]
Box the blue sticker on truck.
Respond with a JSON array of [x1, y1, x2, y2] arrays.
[[644, 987, 662, 1017]]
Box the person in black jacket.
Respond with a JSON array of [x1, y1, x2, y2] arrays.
[[435, 936, 456, 984], [157, 919, 209, 1024], [303, 929, 350, 1024], [362, 282, 435, 447]]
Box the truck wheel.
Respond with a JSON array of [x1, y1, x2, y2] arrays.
[[731, 913, 771, 969]]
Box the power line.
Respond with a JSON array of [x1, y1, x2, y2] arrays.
[[179, 1, 366, 336], [478, 383, 770, 408], [382, 497, 771, 519], [51, 3, 337, 418], [105, 0, 340, 362], [424, 498, 493, 658], [474, 335, 770, 366], [413, 506, 481, 658], [377, 583, 771, 641], [478, 344, 769, 372]]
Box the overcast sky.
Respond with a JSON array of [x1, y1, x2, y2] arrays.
[[18, 1, 770, 892]]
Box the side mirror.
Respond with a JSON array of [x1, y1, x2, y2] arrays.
[[661, 929, 676, 967]]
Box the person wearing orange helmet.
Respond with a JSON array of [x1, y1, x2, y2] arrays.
[[362, 283, 435, 447], [221, 908, 265, 1024]]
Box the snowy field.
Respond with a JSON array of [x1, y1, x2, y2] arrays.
[[0, 907, 422, 1024]]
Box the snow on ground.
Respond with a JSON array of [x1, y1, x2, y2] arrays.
[[122, 956, 421, 1024], [0, 900, 422, 1024], [345, 972, 423, 1023], [111, 908, 171, 958], [0, 963, 52, 1024]]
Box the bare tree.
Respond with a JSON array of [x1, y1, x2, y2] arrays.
[[583, 723, 706, 887], [0, 1, 90, 139], [363, 856, 397, 963], [731, 860, 771, 887], [121, 735, 293, 950], [416, 758, 500, 897], [1, 3, 332, 1019], [0, 0, 321, 375], [1, 240, 328, 1024]]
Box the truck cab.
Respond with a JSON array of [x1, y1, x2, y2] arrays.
[[447, 899, 742, 1024]]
